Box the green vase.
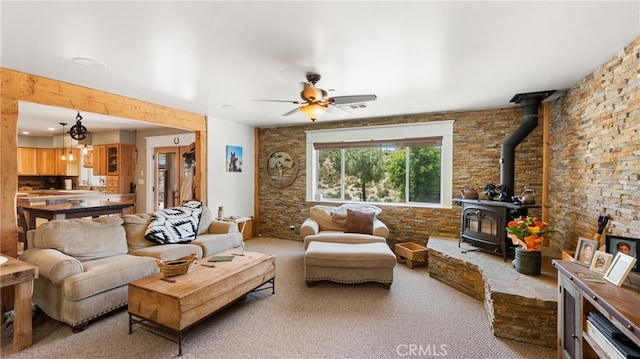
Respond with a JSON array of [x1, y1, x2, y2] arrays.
[[515, 247, 541, 276]]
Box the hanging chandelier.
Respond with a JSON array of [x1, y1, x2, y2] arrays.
[[69, 112, 89, 140]]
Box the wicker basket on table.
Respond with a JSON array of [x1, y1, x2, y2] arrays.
[[156, 253, 197, 277]]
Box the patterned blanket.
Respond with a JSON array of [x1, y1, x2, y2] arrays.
[[145, 200, 203, 244]]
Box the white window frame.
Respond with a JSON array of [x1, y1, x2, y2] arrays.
[[305, 121, 454, 208]]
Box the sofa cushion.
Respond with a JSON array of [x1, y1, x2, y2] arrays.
[[344, 209, 374, 234], [63, 254, 158, 301], [145, 200, 203, 244], [309, 205, 346, 232], [303, 232, 387, 249], [191, 233, 243, 257], [122, 213, 154, 250], [198, 205, 214, 235], [310, 204, 383, 232], [129, 243, 203, 260], [34, 216, 128, 261]]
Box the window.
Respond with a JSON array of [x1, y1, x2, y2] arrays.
[[306, 121, 454, 208]]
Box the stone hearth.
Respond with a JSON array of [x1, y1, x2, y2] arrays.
[[427, 237, 559, 348]]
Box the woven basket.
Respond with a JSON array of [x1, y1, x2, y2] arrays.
[[156, 253, 197, 277]]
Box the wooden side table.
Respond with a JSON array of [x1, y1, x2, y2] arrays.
[[0, 255, 38, 352], [216, 216, 253, 240]]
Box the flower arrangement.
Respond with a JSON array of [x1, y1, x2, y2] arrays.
[[506, 216, 551, 252]]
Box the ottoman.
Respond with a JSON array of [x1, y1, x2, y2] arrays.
[[304, 241, 396, 289]]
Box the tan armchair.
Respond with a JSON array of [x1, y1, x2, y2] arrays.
[[300, 204, 390, 249]]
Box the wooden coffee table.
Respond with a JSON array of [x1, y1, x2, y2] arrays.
[[128, 249, 275, 355]]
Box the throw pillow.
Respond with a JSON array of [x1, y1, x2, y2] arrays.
[[145, 200, 203, 245], [344, 209, 374, 235]]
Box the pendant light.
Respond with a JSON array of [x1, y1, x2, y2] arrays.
[[60, 123, 67, 161]]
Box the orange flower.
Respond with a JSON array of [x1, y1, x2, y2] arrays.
[[506, 216, 552, 252]]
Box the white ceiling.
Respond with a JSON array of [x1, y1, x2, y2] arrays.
[[2, 1, 639, 137]]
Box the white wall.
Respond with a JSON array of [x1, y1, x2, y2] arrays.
[[206, 116, 254, 218]]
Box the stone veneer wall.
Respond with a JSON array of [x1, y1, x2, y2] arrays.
[[259, 36, 640, 254], [547, 37, 640, 253], [258, 107, 544, 245]]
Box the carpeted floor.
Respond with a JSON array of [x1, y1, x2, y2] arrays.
[[1, 237, 555, 358]]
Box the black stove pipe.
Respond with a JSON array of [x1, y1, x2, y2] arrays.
[[500, 91, 554, 199]]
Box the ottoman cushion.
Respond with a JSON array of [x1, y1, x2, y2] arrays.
[[305, 242, 396, 268]]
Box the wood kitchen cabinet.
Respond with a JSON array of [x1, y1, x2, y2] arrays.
[[18, 147, 80, 176], [55, 148, 80, 176], [36, 148, 57, 175], [104, 144, 134, 194], [17, 147, 37, 175], [93, 145, 107, 175]]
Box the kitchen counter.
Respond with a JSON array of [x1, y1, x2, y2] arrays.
[[16, 190, 135, 205]]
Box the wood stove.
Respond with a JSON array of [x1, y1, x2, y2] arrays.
[[456, 199, 540, 261], [455, 90, 552, 261]]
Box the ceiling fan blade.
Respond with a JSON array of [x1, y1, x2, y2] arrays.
[[282, 107, 302, 116], [253, 99, 305, 104], [327, 104, 349, 116], [330, 95, 377, 105]]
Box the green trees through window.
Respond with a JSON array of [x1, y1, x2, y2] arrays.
[[316, 144, 442, 204]]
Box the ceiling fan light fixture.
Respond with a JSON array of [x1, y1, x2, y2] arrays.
[[300, 104, 327, 122]]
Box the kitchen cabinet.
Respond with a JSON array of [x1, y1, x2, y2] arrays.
[[36, 149, 57, 175], [93, 145, 107, 175], [103, 144, 134, 193], [17, 147, 37, 175], [55, 148, 80, 176]]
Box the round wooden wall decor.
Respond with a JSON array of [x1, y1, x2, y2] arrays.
[[266, 149, 299, 188]]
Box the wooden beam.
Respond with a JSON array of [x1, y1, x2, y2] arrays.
[[1, 68, 206, 132], [1, 98, 19, 259], [1, 68, 208, 256]]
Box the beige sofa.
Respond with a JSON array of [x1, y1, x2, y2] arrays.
[[19, 205, 242, 331]]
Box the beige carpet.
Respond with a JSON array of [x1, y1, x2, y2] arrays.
[[1, 237, 555, 358]]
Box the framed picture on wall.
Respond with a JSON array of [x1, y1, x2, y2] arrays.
[[605, 235, 639, 272], [603, 252, 637, 287], [226, 145, 243, 172]]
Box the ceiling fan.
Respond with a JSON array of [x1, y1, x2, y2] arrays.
[[257, 72, 377, 122]]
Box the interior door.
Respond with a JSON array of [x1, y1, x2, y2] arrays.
[[154, 147, 181, 210]]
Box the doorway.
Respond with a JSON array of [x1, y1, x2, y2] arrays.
[[154, 146, 192, 210]]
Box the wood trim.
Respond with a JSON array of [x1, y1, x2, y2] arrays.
[[253, 127, 259, 238], [542, 102, 551, 224], [1, 68, 207, 256]]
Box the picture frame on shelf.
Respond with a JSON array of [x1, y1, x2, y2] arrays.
[[605, 234, 639, 272], [603, 252, 637, 287], [589, 251, 613, 274], [574, 237, 599, 267]]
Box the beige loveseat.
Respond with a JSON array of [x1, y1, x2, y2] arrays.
[[300, 204, 390, 248], [301, 204, 395, 288], [19, 205, 242, 331]]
